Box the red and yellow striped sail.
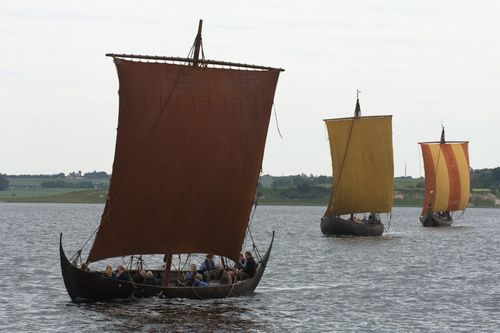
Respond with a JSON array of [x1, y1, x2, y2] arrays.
[[420, 142, 470, 214]]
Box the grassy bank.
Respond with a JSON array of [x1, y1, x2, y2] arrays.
[[1, 175, 499, 207], [0, 189, 107, 203], [1, 188, 498, 207]]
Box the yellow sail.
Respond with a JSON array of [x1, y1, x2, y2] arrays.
[[420, 142, 470, 213], [325, 115, 394, 216]]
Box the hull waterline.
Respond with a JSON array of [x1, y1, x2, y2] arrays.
[[420, 214, 453, 227], [320, 215, 384, 237], [59, 232, 274, 302]]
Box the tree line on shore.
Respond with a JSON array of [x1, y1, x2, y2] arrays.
[[0, 171, 110, 190], [0, 173, 8, 191], [1, 168, 500, 198], [257, 168, 500, 203]]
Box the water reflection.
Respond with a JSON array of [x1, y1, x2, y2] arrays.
[[69, 297, 267, 332]]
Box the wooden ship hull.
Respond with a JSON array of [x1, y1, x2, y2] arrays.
[[320, 215, 384, 237], [419, 213, 453, 227], [60, 233, 274, 302]]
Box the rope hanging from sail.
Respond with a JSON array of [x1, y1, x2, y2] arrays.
[[273, 103, 283, 139], [247, 224, 262, 262], [246, 169, 263, 262]]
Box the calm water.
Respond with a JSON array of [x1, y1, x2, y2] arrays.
[[0, 203, 499, 332]]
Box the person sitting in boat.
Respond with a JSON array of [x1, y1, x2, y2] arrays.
[[186, 264, 197, 286], [237, 251, 256, 280], [143, 271, 156, 285], [366, 213, 381, 225], [226, 253, 246, 282], [438, 211, 451, 219], [350, 214, 363, 223], [116, 265, 130, 281], [225, 253, 245, 277], [105, 265, 116, 279], [219, 267, 233, 285], [199, 254, 218, 281], [81, 263, 90, 272], [192, 273, 208, 287], [234, 253, 246, 270], [134, 270, 146, 283]]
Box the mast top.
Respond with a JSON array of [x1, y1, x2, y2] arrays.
[[192, 19, 203, 67], [440, 125, 445, 144], [106, 19, 284, 72], [354, 89, 361, 118]]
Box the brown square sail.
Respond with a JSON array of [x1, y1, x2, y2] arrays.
[[87, 59, 281, 262]]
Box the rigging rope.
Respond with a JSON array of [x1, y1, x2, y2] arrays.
[[273, 103, 283, 139], [330, 116, 358, 214], [428, 143, 444, 214], [71, 224, 99, 260], [246, 169, 263, 262]]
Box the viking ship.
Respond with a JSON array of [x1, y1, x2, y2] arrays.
[[60, 20, 283, 301], [320, 93, 394, 236], [419, 127, 470, 227]]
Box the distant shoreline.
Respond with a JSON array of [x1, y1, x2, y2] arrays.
[[1, 173, 498, 208], [0, 194, 497, 209]]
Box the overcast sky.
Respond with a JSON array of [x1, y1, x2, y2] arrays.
[[2, 0, 499, 177]]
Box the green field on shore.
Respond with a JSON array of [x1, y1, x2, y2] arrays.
[[1, 175, 498, 207], [0, 175, 109, 204], [0, 188, 107, 203]]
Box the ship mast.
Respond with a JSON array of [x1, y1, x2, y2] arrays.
[[192, 19, 203, 67], [440, 126, 446, 144], [354, 89, 361, 117], [106, 19, 284, 72]]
